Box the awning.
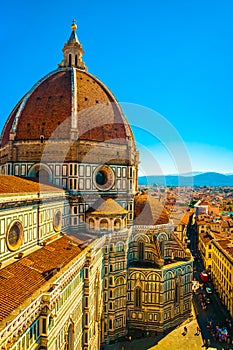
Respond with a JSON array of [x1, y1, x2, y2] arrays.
[[200, 271, 209, 282]]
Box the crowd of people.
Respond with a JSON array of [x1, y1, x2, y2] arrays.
[[197, 291, 211, 311], [204, 318, 233, 349]]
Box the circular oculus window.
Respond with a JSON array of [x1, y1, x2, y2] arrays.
[[93, 165, 115, 191], [53, 210, 62, 232], [6, 221, 23, 252]]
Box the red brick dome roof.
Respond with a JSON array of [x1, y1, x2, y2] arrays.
[[134, 192, 169, 225], [1, 67, 133, 147]]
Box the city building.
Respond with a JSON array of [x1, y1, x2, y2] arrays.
[[0, 22, 193, 349], [211, 239, 233, 318], [194, 200, 209, 216], [198, 231, 212, 271], [195, 199, 233, 318]]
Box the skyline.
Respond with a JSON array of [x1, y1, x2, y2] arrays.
[[1, 0, 233, 175]]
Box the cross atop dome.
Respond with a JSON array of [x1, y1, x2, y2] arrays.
[[68, 19, 79, 43], [71, 19, 77, 30], [58, 21, 86, 70]]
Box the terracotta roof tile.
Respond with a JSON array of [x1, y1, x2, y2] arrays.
[[87, 198, 128, 215], [1, 68, 133, 145], [0, 236, 82, 322], [0, 175, 63, 194], [199, 233, 212, 244], [134, 192, 169, 225], [215, 239, 233, 259]]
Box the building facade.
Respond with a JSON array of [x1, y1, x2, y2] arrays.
[[211, 239, 233, 318], [0, 22, 193, 349]]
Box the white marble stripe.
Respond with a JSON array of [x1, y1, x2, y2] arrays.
[[71, 67, 78, 130]]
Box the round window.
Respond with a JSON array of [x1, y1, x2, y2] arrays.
[[6, 221, 23, 251], [96, 171, 107, 186], [53, 210, 62, 232], [93, 165, 115, 191]]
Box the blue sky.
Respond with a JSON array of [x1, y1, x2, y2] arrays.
[[1, 0, 233, 174]]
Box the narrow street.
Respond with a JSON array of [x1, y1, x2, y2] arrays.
[[188, 224, 233, 349]]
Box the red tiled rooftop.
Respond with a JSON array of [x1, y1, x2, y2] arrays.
[[199, 233, 212, 244], [0, 235, 82, 321], [1, 68, 134, 146], [0, 175, 63, 194], [214, 239, 233, 259], [134, 192, 169, 226], [87, 198, 128, 215]]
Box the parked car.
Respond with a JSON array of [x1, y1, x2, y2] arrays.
[[206, 287, 212, 294]]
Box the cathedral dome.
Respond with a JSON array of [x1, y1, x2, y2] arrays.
[[134, 192, 169, 225], [1, 23, 134, 148]]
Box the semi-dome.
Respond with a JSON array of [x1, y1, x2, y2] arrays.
[[86, 197, 128, 216], [134, 192, 169, 225], [1, 22, 134, 148]]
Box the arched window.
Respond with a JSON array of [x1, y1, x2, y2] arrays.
[[138, 241, 144, 260], [89, 218, 95, 230], [174, 279, 180, 303], [68, 54, 72, 66], [109, 319, 113, 329], [75, 54, 78, 66], [100, 219, 108, 231], [85, 313, 88, 326], [114, 219, 121, 230], [135, 287, 142, 308], [117, 242, 124, 252], [159, 239, 164, 257]]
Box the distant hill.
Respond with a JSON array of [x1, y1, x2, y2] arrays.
[[138, 172, 233, 187]]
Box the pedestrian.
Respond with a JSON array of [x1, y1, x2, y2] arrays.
[[184, 326, 187, 334], [196, 326, 200, 335]]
